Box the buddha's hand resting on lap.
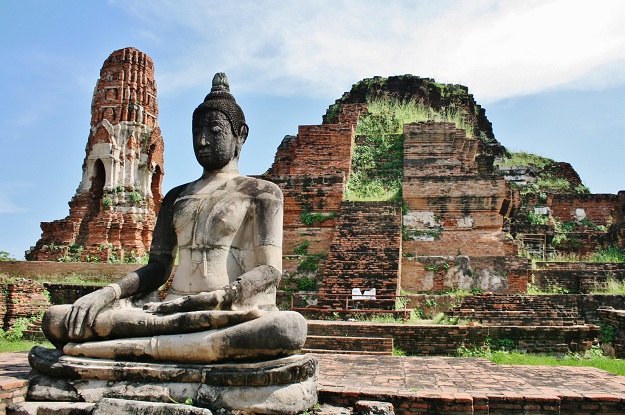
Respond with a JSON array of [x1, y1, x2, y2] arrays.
[[143, 289, 228, 314], [66, 286, 118, 339]]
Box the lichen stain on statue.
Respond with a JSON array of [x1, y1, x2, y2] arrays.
[[29, 73, 318, 415]]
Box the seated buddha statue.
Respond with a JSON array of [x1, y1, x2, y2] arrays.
[[42, 72, 307, 364]]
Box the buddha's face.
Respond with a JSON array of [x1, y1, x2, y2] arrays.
[[192, 110, 241, 171]]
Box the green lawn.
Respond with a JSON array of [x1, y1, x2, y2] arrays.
[[487, 350, 625, 376], [0, 338, 53, 353], [458, 347, 625, 377]]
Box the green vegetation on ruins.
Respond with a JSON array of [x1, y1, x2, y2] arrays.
[[495, 150, 590, 201], [344, 96, 481, 201]]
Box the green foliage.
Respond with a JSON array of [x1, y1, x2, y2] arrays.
[[0, 315, 44, 342], [300, 210, 336, 226], [296, 277, 317, 291], [0, 250, 15, 261], [0, 338, 53, 353], [527, 210, 548, 225], [130, 190, 143, 204], [536, 176, 571, 192], [293, 240, 326, 273], [403, 227, 443, 241], [324, 103, 341, 123], [294, 241, 310, 255], [497, 151, 553, 169], [600, 324, 617, 344], [574, 184, 591, 194], [392, 347, 407, 356], [360, 97, 476, 137], [579, 217, 607, 231], [115, 185, 125, 193], [395, 296, 408, 310], [589, 247, 625, 263], [344, 132, 404, 202], [101, 195, 113, 209], [298, 253, 325, 272], [457, 345, 625, 377], [123, 250, 139, 264], [57, 244, 83, 262], [593, 276, 625, 294]]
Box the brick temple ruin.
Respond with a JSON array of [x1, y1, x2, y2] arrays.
[[26, 50, 625, 301], [27, 47, 164, 262]]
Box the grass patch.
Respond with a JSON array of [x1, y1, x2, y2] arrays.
[[591, 276, 625, 295], [457, 344, 625, 376], [360, 97, 476, 137], [496, 151, 554, 169], [589, 247, 625, 263], [344, 133, 403, 202], [0, 338, 53, 353]]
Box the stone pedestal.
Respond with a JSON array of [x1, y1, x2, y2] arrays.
[[19, 346, 318, 415]]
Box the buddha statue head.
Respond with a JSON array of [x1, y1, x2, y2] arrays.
[[192, 73, 249, 171]]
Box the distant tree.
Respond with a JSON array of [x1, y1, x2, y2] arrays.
[[0, 250, 15, 261]]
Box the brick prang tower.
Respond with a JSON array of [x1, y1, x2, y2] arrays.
[[27, 47, 164, 262]]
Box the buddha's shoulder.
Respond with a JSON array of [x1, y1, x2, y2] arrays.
[[232, 176, 282, 200]]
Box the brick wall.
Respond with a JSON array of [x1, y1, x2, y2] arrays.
[[266, 104, 361, 177], [548, 194, 618, 226], [401, 255, 528, 294], [307, 320, 598, 355], [533, 261, 625, 294], [0, 377, 28, 415], [318, 201, 402, 308], [400, 122, 523, 293], [0, 261, 141, 281], [448, 293, 625, 325], [0, 278, 50, 331]]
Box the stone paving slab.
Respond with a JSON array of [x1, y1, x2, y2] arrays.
[[313, 353, 625, 399]]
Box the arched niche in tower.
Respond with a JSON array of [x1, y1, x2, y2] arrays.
[[150, 164, 163, 215], [89, 159, 106, 212]]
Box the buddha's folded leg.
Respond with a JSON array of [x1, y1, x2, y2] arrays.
[[94, 307, 265, 338], [63, 311, 307, 363], [43, 304, 264, 346]]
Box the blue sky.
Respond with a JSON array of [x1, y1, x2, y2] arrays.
[[1, 0, 624, 259]]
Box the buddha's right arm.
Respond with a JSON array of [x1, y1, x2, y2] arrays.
[[65, 185, 184, 338]]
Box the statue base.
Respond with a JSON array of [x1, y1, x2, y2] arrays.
[[20, 346, 318, 415]]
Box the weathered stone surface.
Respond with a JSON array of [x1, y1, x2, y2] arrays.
[[24, 372, 317, 415], [354, 400, 395, 415], [27, 375, 80, 402], [93, 398, 213, 415], [29, 347, 317, 386], [8, 401, 95, 415], [197, 379, 317, 415], [9, 398, 214, 415]]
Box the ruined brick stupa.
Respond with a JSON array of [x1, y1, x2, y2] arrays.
[[27, 47, 164, 262]]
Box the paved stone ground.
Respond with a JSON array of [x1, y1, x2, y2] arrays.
[[313, 354, 625, 400], [3, 352, 625, 404], [0, 352, 30, 384]]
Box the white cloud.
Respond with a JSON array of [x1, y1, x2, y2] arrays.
[[112, 0, 625, 102]]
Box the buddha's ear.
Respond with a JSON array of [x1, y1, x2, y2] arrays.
[[238, 124, 249, 144], [234, 124, 248, 158]]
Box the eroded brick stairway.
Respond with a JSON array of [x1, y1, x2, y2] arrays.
[[317, 201, 403, 310]]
